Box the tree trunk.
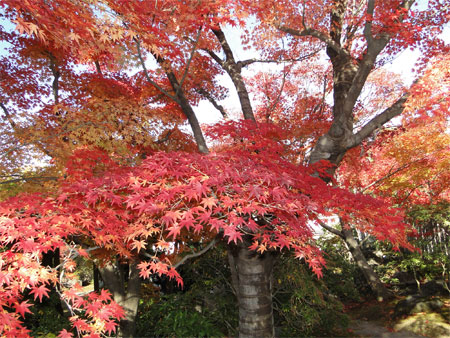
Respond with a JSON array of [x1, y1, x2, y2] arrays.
[[228, 239, 275, 338], [99, 260, 141, 338], [342, 229, 393, 301]]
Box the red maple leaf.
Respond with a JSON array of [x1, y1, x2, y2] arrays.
[[58, 329, 74, 338], [14, 301, 33, 317], [30, 284, 50, 302]]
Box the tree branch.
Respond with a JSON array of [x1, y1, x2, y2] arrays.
[[134, 38, 179, 103], [277, 25, 351, 58], [265, 66, 288, 118], [349, 91, 410, 148], [343, 0, 415, 116], [155, 129, 174, 144], [202, 49, 224, 67], [211, 27, 237, 68], [315, 218, 344, 238], [174, 238, 217, 268], [363, 0, 376, 45], [176, 27, 202, 96], [0, 102, 16, 129], [237, 49, 320, 68], [361, 162, 410, 192], [0, 120, 103, 158], [49, 54, 60, 105], [196, 88, 228, 118]]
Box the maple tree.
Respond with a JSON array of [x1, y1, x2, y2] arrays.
[[0, 0, 449, 337]]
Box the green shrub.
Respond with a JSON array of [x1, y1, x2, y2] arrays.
[[136, 294, 224, 337], [136, 245, 237, 337], [23, 290, 70, 337], [273, 254, 350, 337], [318, 235, 367, 301]]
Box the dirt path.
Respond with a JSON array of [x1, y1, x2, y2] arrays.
[[350, 319, 424, 338]]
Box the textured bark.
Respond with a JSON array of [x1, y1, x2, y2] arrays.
[[93, 265, 101, 292], [99, 260, 141, 338], [228, 239, 275, 338], [342, 229, 393, 301], [164, 71, 210, 154], [210, 28, 256, 121], [305, 0, 399, 299]]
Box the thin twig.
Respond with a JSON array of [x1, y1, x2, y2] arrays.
[[176, 27, 202, 97]]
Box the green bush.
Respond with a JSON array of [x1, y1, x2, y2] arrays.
[[318, 235, 367, 301], [23, 290, 70, 337], [377, 202, 449, 290], [136, 245, 237, 337], [136, 294, 224, 337], [273, 254, 350, 337]]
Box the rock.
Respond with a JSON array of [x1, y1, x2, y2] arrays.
[[394, 295, 424, 318], [394, 295, 444, 317], [351, 320, 424, 337], [410, 299, 443, 314], [421, 280, 450, 297], [394, 312, 450, 338], [392, 271, 416, 285]]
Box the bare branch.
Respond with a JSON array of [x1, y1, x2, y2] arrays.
[[134, 38, 179, 103], [265, 66, 289, 118], [361, 162, 410, 192], [349, 91, 409, 148], [0, 102, 16, 129], [202, 48, 224, 67], [315, 218, 344, 238], [237, 49, 320, 68], [310, 74, 329, 115], [174, 238, 217, 268], [277, 25, 351, 58], [177, 27, 202, 96], [196, 88, 228, 119]]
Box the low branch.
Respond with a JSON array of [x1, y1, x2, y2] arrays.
[[174, 238, 217, 268], [155, 129, 174, 144], [315, 219, 344, 238]]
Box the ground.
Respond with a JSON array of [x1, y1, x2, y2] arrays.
[[347, 296, 450, 338]]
